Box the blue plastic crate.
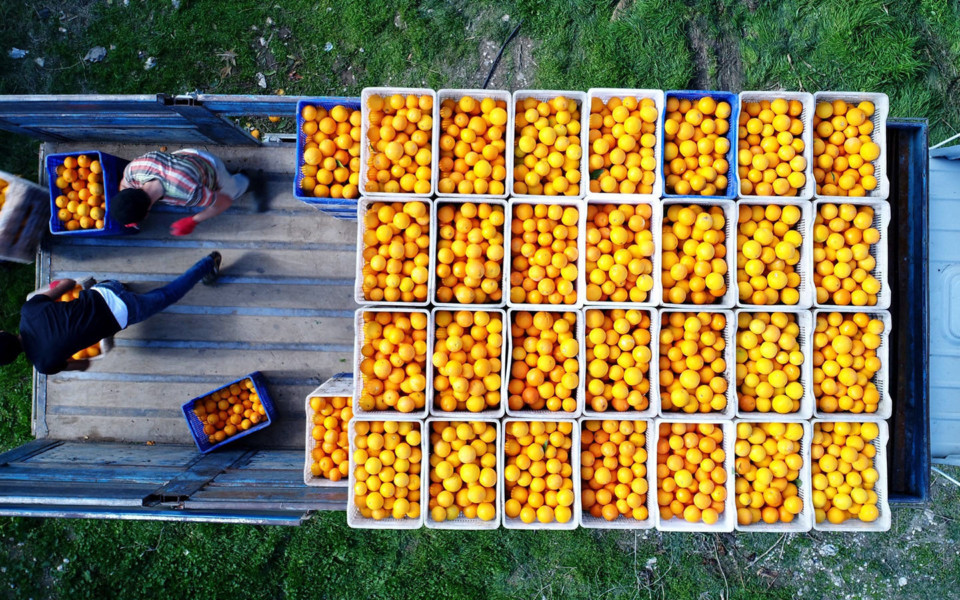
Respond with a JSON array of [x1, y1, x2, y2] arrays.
[[181, 371, 277, 454], [46, 150, 130, 236], [294, 97, 362, 206], [661, 90, 740, 200]]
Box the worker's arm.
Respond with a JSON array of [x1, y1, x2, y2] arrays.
[[29, 278, 77, 300], [170, 192, 232, 236]]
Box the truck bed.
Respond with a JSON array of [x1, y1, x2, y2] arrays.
[[35, 142, 356, 450]]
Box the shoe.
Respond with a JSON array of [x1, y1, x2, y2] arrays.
[[239, 168, 269, 212], [202, 251, 222, 285]]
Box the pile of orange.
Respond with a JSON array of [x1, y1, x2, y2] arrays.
[[308, 395, 353, 482], [53, 154, 105, 231], [813, 203, 881, 306], [360, 201, 430, 303], [513, 95, 583, 196], [432, 310, 503, 414], [663, 96, 732, 196], [659, 311, 729, 415], [437, 95, 508, 195], [427, 421, 498, 523], [662, 204, 728, 304], [192, 378, 266, 446], [503, 420, 575, 524], [585, 203, 656, 303], [357, 311, 428, 414], [736, 312, 805, 415], [0, 176, 7, 212], [299, 104, 361, 199], [56, 286, 104, 360], [364, 93, 434, 194], [435, 202, 505, 305], [812, 421, 881, 524], [812, 311, 884, 414], [352, 420, 422, 521], [737, 98, 807, 196], [656, 422, 727, 524], [734, 422, 805, 525], [587, 96, 658, 195], [736, 204, 804, 306], [508, 311, 580, 414], [581, 420, 650, 522], [509, 203, 580, 305], [812, 99, 880, 196], [584, 308, 652, 413]]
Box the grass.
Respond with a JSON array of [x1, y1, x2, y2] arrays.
[[0, 0, 959, 598]]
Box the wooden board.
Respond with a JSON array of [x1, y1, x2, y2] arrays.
[[37, 142, 359, 449]]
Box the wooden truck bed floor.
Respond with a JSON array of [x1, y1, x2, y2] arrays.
[[35, 142, 357, 449]]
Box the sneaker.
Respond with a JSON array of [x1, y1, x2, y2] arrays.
[[202, 251, 222, 285]]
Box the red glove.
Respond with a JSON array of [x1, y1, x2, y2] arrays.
[[170, 217, 197, 236], [50, 279, 62, 288]]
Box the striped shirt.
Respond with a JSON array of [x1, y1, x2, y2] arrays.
[[122, 151, 219, 208]]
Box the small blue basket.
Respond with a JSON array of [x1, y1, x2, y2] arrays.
[[661, 90, 740, 200], [181, 371, 277, 454], [46, 150, 131, 236], [293, 96, 362, 206]]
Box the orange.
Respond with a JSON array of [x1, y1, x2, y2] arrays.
[[736, 312, 804, 415], [812, 312, 884, 415], [736, 203, 803, 305], [584, 309, 652, 413], [510, 203, 579, 305], [432, 310, 503, 413], [663, 95, 731, 196], [504, 421, 574, 524], [357, 310, 429, 413], [812, 203, 881, 305], [657, 422, 726, 524], [352, 421, 422, 521], [661, 204, 727, 305], [364, 93, 433, 194], [508, 311, 579, 413], [438, 95, 508, 196], [427, 421, 498, 523]]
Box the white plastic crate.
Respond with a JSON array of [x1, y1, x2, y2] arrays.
[[811, 309, 892, 421], [428, 307, 508, 419], [304, 373, 354, 487], [812, 92, 889, 200], [811, 199, 891, 310], [352, 307, 432, 420], [511, 90, 590, 200], [660, 198, 738, 309], [736, 91, 815, 202], [422, 417, 502, 530], [433, 89, 513, 199], [657, 308, 737, 420], [585, 88, 665, 201], [581, 306, 660, 420], [811, 419, 891, 532], [359, 87, 439, 198], [734, 308, 814, 421], [578, 418, 656, 529], [505, 307, 586, 419], [735, 198, 815, 310], [347, 418, 426, 529], [653, 419, 736, 532], [500, 418, 581, 530], [431, 197, 509, 309], [583, 198, 662, 308], [732, 420, 814, 533], [506, 197, 588, 310], [354, 196, 435, 307]]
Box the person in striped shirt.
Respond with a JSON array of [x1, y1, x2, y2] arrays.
[[111, 149, 250, 236]]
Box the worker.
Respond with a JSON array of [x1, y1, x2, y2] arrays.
[[110, 149, 251, 235], [0, 252, 221, 375]]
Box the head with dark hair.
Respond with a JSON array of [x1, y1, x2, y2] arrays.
[[0, 332, 22, 366], [109, 188, 152, 225]]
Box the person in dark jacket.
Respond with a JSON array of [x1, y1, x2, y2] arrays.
[[0, 252, 221, 375]]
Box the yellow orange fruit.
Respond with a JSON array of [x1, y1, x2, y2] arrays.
[[513, 95, 582, 196], [508, 311, 580, 413], [503, 420, 575, 524], [581, 420, 649, 522], [738, 98, 807, 196], [509, 203, 580, 305], [663, 95, 731, 196], [811, 421, 881, 524], [432, 310, 503, 414], [588, 95, 659, 195], [656, 422, 727, 524], [812, 203, 881, 306], [365, 93, 433, 195], [736, 203, 804, 305], [584, 308, 652, 413], [736, 312, 805, 414], [585, 203, 656, 303], [361, 201, 430, 303], [734, 421, 805, 525], [308, 395, 353, 481], [434, 202, 505, 304], [352, 420, 422, 521], [357, 311, 428, 413], [437, 95, 508, 196], [659, 311, 729, 414], [812, 100, 879, 197], [427, 420, 498, 523], [662, 204, 728, 304], [812, 311, 884, 414]]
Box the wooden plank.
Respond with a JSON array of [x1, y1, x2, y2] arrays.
[[24, 442, 199, 467], [146, 449, 251, 501], [116, 282, 355, 312], [0, 440, 62, 466], [0, 481, 155, 506], [209, 471, 310, 486], [51, 142, 298, 176], [0, 464, 183, 484], [113, 313, 354, 346], [56, 347, 351, 378], [0, 504, 306, 525], [238, 450, 304, 470], [49, 245, 357, 281]]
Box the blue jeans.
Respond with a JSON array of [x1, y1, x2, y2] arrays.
[[93, 255, 215, 326]]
